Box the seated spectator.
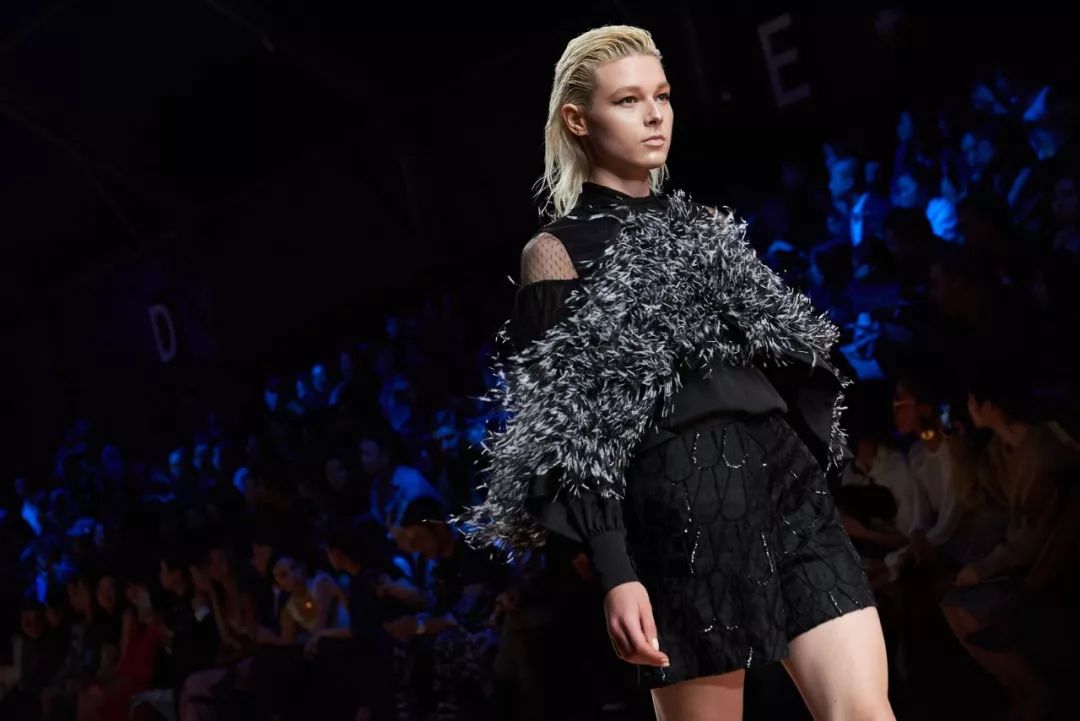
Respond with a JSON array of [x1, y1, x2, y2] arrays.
[[883, 371, 969, 585], [0, 599, 53, 720], [80, 572, 164, 721], [318, 519, 400, 721], [271, 554, 350, 643], [155, 550, 219, 698], [387, 496, 507, 721], [941, 365, 1080, 721], [41, 571, 103, 720], [323, 453, 367, 519], [837, 432, 914, 561], [359, 428, 443, 529]]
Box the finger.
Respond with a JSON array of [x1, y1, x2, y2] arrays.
[[639, 600, 659, 649], [621, 614, 668, 667], [607, 624, 629, 660]]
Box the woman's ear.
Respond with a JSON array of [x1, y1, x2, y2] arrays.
[[561, 103, 588, 137]]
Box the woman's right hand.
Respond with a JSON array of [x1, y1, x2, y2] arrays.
[[602, 581, 670, 668]]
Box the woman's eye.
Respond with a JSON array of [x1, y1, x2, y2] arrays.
[[618, 96, 637, 105], [657, 92, 671, 102]]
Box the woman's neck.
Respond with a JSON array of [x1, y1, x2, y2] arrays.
[[588, 168, 651, 198]]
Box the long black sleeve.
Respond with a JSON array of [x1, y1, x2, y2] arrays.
[[510, 278, 639, 593]]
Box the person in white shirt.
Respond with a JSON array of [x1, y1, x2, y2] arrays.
[[882, 375, 968, 583]]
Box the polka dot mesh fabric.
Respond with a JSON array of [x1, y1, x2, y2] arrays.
[[520, 233, 579, 285]]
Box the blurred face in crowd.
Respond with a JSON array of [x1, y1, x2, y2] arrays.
[[251, 542, 273, 575], [67, 579, 92, 616], [20, 608, 45, 639], [1053, 177, 1078, 226], [390, 522, 440, 559], [892, 382, 933, 436], [829, 158, 859, 202], [125, 581, 151, 610], [359, 439, 389, 477], [272, 556, 307, 595], [159, 560, 185, 594], [325, 458, 349, 492], [264, 385, 279, 413], [96, 575, 118, 613], [193, 443, 211, 472], [169, 449, 187, 480], [561, 53, 673, 183], [967, 392, 994, 429], [961, 132, 996, 172], [312, 364, 330, 393], [891, 173, 925, 209], [433, 424, 460, 453], [927, 262, 966, 317], [339, 352, 354, 381], [325, 546, 346, 573]]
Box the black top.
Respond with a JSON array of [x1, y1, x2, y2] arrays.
[[430, 532, 508, 630], [509, 181, 788, 594]]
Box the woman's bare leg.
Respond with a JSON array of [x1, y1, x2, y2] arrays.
[[781, 607, 895, 721], [650, 669, 745, 721]]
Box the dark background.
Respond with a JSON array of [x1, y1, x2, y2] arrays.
[[7, 0, 1074, 475]]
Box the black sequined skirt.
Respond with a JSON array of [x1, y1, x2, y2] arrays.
[[623, 412, 876, 688]]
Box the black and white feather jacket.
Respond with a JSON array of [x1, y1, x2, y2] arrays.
[[453, 190, 850, 555]]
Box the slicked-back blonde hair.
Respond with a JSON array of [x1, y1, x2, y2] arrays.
[[538, 25, 669, 217]]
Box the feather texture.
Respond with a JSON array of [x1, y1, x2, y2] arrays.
[[452, 190, 849, 555]]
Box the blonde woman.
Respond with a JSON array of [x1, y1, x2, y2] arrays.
[[456, 25, 894, 721]]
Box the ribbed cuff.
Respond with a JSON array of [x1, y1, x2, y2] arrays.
[[586, 531, 639, 594]]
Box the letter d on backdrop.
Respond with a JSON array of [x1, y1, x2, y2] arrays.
[[148, 303, 177, 363]]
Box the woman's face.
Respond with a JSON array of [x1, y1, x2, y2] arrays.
[[892, 382, 922, 435], [68, 580, 92, 615], [96, 576, 117, 613], [273, 557, 306, 595], [566, 53, 673, 179], [125, 582, 151, 610]]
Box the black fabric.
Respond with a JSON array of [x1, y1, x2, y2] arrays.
[[430, 534, 506, 630], [624, 412, 876, 687], [336, 567, 395, 718], [510, 181, 789, 592], [161, 595, 219, 690]]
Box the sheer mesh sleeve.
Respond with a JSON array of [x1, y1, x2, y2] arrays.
[[520, 232, 579, 285]]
